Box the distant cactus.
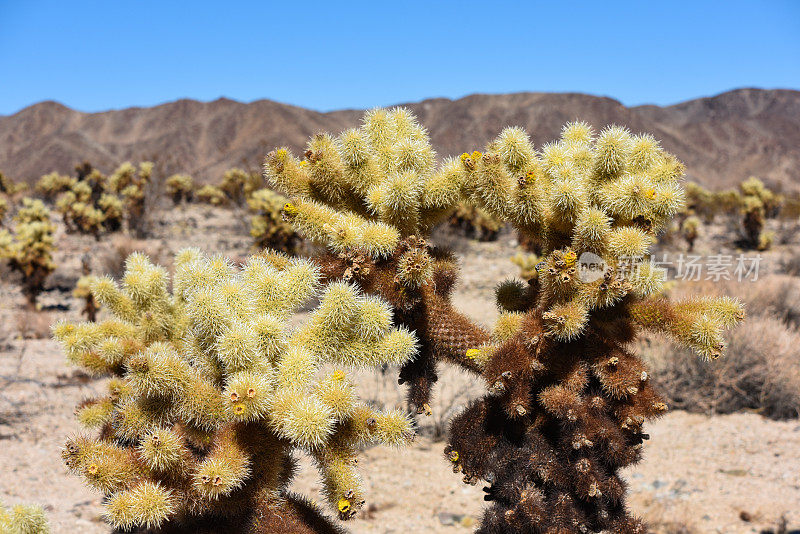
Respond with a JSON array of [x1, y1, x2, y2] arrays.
[[247, 188, 303, 254], [165, 174, 194, 205], [447, 202, 503, 241], [0, 198, 56, 307], [0, 171, 11, 194], [56, 181, 105, 238], [0, 171, 27, 195], [197, 184, 228, 206], [0, 500, 49, 534], [681, 215, 700, 251], [112, 162, 153, 238], [56, 249, 416, 533], [739, 176, 779, 250], [36, 172, 76, 200], [98, 193, 124, 233], [221, 168, 261, 206], [267, 110, 744, 533], [74, 255, 99, 322], [0, 194, 8, 225]]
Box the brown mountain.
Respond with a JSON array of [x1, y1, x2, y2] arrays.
[[1, 88, 798, 190]]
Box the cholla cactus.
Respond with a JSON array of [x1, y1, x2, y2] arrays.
[[267, 110, 744, 534], [0, 194, 8, 226], [739, 176, 779, 250], [36, 172, 76, 200], [440, 122, 744, 533], [55, 182, 105, 238], [681, 215, 700, 251], [221, 168, 260, 206], [264, 108, 491, 414], [98, 193, 124, 232], [56, 249, 416, 533], [0, 171, 11, 194], [0, 171, 27, 195], [197, 185, 228, 206], [165, 174, 194, 205], [447, 202, 503, 241], [0, 198, 56, 307], [0, 500, 49, 534], [108, 162, 153, 237], [247, 188, 303, 254], [74, 255, 99, 321]]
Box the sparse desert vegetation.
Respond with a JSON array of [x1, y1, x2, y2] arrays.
[[1, 108, 799, 534]]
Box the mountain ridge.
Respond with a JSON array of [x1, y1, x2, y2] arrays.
[[2, 88, 798, 191]]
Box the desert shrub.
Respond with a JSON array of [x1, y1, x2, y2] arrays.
[[643, 315, 800, 419], [266, 109, 743, 533], [56, 249, 417, 532], [781, 248, 800, 277], [197, 184, 228, 206], [446, 202, 503, 241], [165, 174, 194, 205], [246, 188, 303, 254], [0, 198, 56, 307], [35, 172, 76, 200], [0, 500, 49, 533]]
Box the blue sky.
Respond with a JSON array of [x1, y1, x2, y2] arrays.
[[1, 1, 798, 115]]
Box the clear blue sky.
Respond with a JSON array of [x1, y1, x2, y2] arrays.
[[1, 1, 798, 115]]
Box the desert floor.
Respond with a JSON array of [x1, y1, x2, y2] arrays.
[[1, 206, 798, 533]]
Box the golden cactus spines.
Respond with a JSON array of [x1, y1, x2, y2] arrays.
[[268, 108, 744, 533], [57, 249, 416, 532]]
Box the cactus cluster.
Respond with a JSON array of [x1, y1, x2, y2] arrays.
[[0, 194, 8, 225], [56, 249, 417, 533], [165, 174, 195, 205], [106, 162, 153, 237], [37, 163, 130, 237], [0, 171, 27, 195], [36, 172, 77, 200], [265, 109, 744, 533], [0, 500, 49, 534], [0, 198, 56, 307], [447, 202, 504, 241], [221, 168, 262, 206], [739, 176, 778, 250], [246, 188, 303, 254], [197, 185, 228, 206]]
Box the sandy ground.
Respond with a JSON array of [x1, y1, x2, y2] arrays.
[[1, 206, 799, 533]]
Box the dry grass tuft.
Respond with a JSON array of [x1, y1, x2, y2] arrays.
[[642, 315, 800, 419]]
